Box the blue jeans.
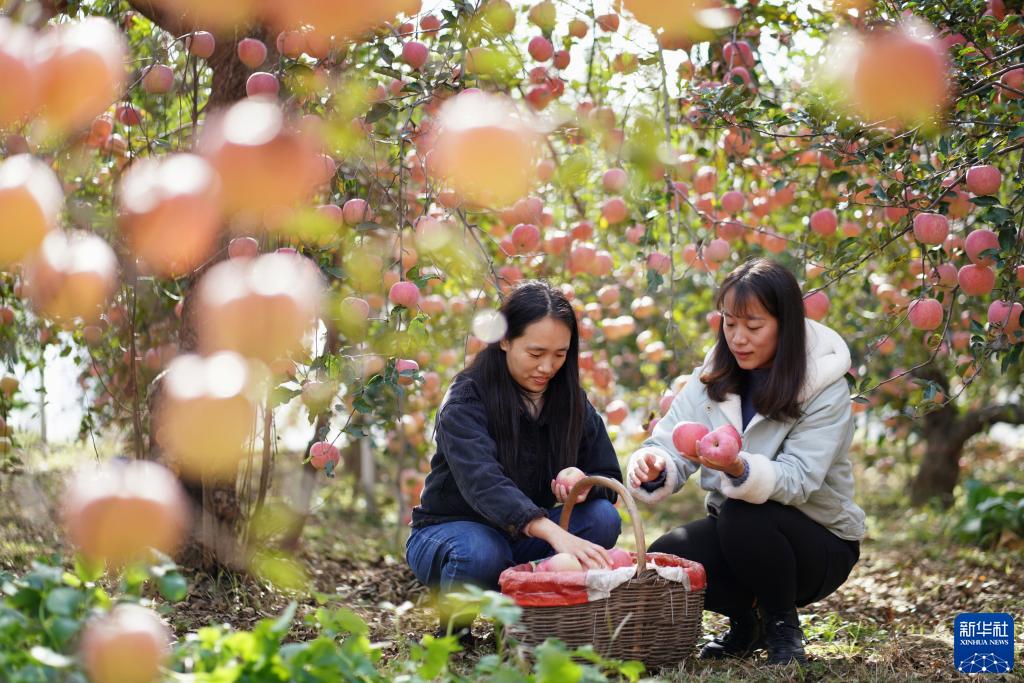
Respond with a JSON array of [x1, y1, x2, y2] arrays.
[[406, 499, 622, 592]]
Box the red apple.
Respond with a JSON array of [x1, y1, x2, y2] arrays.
[[63, 459, 189, 566], [396, 358, 419, 385], [342, 198, 369, 225], [402, 41, 429, 69], [536, 552, 583, 572], [596, 13, 620, 31], [601, 196, 628, 224], [80, 604, 171, 683], [511, 223, 541, 253], [803, 291, 829, 321], [672, 421, 710, 458], [605, 399, 628, 425], [912, 212, 949, 245], [720, 190, 745, 214], [957, 264, 995, 296], [237, 38, 267, 68], [389, 280, 420, 308], [964, 228, 999, 266], [602, 168, 627, 193], [0, 154, 64, 266], [698, 427, 740, 467], [246, 71, 279, 97], [608, 548, 634, 569], [965, 165, 1001, 196], [907, 297, 943, 330], [141, 63, 174, 94], [310, 441, 341, 470], [988, 299, 1023, 333], [185, 31, 215, 58], [809, 208, 837, 236], [528, 36, 554, 62]]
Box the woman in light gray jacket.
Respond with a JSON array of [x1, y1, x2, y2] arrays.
[[627, 258, 865, 666]]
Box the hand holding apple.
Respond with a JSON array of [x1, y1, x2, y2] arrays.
[[524, 517, 612, 569], [551, 466, 590, 504], [696, 425, 743, 471]]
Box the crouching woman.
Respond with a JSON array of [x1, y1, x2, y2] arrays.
[[626, 258, 865, 666], [407, 281, 623, 635]]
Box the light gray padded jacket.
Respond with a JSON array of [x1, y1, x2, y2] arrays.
[[625, 319, 866, 541]]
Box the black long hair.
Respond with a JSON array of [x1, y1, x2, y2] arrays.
[[701, 258, 807, 421], [459, 280, 585, 476]]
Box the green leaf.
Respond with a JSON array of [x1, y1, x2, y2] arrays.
[[617, 660, 646, 681], [270, 386, 301, 408], [535, 640, 583, 683], [158, 572, 188, 602], [828, 170, 850, 185], [50, 616, 81, 648], [365, 103, 392, 123], [74, 555, 105, 583], [316, 606, 370, 637], [353, 397, 372, 413], [412, 634, 462, 678], [44, 587, 83, 617], [272, 601, 298, 636], [969, 196, 999, 206]]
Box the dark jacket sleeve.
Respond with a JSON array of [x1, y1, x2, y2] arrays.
[[577, 401, 622, 504], [435, 397, 547, 537]]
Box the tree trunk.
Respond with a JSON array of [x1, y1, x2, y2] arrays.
[[128, 1, 277, 571], [910, 429, 963, 508], [910, 393, 1024, 507]]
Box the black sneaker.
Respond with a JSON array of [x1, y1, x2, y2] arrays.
[[699, 608, 767, 659], [763, 608, 807, 665]]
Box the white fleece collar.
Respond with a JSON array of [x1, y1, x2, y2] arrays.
[[702, 319, 851, 408]]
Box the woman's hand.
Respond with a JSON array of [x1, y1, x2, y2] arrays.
[[627, 451, 665, 488], [551, 466, 590, 504], [524, 517, 611, 569], [549, 528, 612, 569], [693, 441, 746, 477]]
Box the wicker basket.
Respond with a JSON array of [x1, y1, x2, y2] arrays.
[[501, 475, 705, 668]]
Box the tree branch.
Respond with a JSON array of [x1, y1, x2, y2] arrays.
[[953, 402, 1024, 448]]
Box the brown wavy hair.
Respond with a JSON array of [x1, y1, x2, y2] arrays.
[[701, 258, 807, 421]]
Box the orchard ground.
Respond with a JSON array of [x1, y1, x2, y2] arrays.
[[2, 435, 1022, 682]]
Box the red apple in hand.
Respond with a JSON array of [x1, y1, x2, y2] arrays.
[[553, 466, 589, 502], [698, 426, 741, 467], [672, 421, 710, 459], [536, 552, 583, 572]]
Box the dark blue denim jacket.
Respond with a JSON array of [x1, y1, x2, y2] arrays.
[[411, 375, 622, 538]]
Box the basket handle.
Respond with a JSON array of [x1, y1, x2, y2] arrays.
[[559, 475, 647, 577]]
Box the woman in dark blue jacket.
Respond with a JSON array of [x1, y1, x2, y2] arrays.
[[407, 281, 623, 633]]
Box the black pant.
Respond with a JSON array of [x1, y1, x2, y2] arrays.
[[648, 498, 859, 617]]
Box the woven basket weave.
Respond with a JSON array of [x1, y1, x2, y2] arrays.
[[505, 475, 705, 668]]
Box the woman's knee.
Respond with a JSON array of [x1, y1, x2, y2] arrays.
[[409, 523, 514, 590], [717, 498, 779, 539], [571, 498, 622, 548]]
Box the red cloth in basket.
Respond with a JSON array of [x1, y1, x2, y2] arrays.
[[499, 551, 706, 607]]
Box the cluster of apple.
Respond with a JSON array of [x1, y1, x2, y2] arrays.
[[672, 421, 742, 468]]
